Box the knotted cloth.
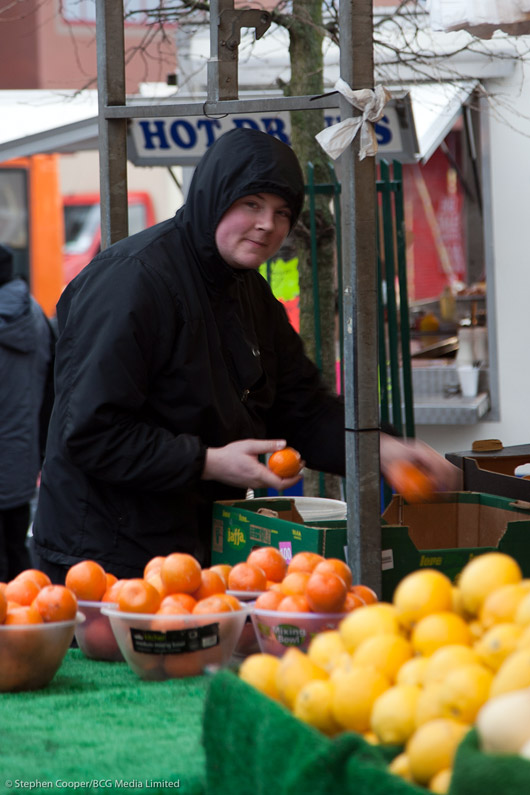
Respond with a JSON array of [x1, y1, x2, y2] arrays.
[[315, 80, 391, 161]]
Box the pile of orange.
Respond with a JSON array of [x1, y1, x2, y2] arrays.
[[0, 568, 78, 625], [63, 554, 243, 616], [220, 546, 377, 615]]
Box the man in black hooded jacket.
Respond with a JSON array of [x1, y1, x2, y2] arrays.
[[32, 128, 458, 581]]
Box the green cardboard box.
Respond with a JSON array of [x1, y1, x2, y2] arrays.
[[211, 498, 347, 567], [381, 491, 530, 601]]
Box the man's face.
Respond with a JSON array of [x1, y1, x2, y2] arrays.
[[215, 193, 292, 270]]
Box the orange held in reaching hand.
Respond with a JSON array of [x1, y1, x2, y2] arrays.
[[65, 559, 108, 601], [268, 447, 302, 478], [386, 459, 435, 504]]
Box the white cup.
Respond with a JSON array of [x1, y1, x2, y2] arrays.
[[457, 365, 479, 397]]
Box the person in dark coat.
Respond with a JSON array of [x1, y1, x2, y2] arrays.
[[32, 128, 458, 582], [0, 244, 54, 581]]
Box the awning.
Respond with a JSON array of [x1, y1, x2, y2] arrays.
[[0, 82, 477, 166]]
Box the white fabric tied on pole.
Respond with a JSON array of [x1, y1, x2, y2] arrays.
[[315, 80, 391, 161]]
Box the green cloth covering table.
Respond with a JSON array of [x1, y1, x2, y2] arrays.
[[0, 649, 207, 794]]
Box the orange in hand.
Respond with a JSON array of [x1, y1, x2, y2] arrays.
[[386, 459, 435, 503], [268, 447, 302, 478]]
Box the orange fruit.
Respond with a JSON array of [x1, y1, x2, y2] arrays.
[[160, 553, 202, 595], [156, 595, 192, 615], [280, 571, 311, 596], [13, 569, 52, 589], [268, 447, 302, 478], [209, 564, 232, 587], [305, 571, 348, 614], [343, 591, 365, 612], [4, 604, 43, 624], [278, 594, 311, 613], [217, 593, 242, 611], [105, 572, 118, 590], [4, 577, 41, 606], [102, 579, 127, 603], [162, 592, 197, 612], [314, 558, 352, 589], [227, 562, 267, 592], [247, 546, 288, 583], [351, 584, 378, 605], [254, 590, 284, 611], [287, 551, 325, 575], [145, 571, 169, 598], [192, 595, 233, 614], [192, 569, 226, 601], [32, 584, 78, 622], [386, 459, 435, 503], [117, 578, 161, 614], [65, 560, 108, 601], [143, 555, 166, 580], [0, 589, 6, 623]]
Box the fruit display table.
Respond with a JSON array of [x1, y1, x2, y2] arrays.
[[1, 649, 208, 794]]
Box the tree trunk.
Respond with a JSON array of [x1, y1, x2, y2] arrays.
[[285, 0, 342, 500]]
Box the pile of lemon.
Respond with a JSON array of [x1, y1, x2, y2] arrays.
[[240, 551, 530, 793]]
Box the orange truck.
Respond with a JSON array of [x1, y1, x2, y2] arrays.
[[0, 154, 156, 317]]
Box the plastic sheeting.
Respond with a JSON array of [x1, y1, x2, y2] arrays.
[[427, 0, 530, 38]]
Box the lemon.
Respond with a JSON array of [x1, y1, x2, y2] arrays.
[[388, 752, 412, 781], [393, 569, 453, 632], [307, 630, 347, 673], [458, 552, 522, 617], [406, 718, 469, 786], [363, 731, 380, 745], [415, 682, 445, 727], [475, 622, 523, 671], [429, 768, 452, 794], [412, 611, 472, 656], [239, 653, 282, 701], [276, 647, 328, 710], [293, 679, 340, 735], [516, 624, 530, 650], [351, 633, 413, 682], [338, 603, 399, 653], [370, 684, 421, 745], [438, 662, 493, 723], [490, 648, 530, 698], [396, 655, 430, 687], [480, 583, 530, 628], [423, 644, 480, 685], [330, 665, 390, 733], [515, 592, 530, 626], [451, 586, 466, 617]]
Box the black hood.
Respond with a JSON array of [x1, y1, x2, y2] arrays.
[[176, 128, 305, 288]]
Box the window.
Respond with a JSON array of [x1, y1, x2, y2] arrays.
[[61, 0, 167, 25]]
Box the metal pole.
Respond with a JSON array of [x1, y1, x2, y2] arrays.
[[339, 0, 381, 593], [95, 0, 128, 249]]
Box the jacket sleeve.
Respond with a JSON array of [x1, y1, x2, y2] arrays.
[[54, 256, 206, 493], [265, 295, 347, 477]]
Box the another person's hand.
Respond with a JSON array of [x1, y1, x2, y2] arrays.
[[380, 433, 462, 493], [202, 439, 304, 491]]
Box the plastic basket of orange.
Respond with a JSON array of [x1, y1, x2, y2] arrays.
[[98, 553, 249, 680], [0, 569, 82, 692], [245, 550, 378, 657]]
